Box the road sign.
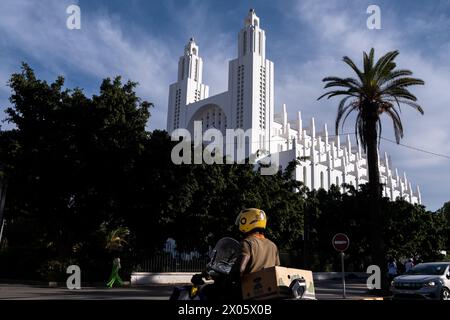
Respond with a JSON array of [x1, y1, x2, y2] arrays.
[[332, 233, 350, 299], [332, 233, 349, 252]]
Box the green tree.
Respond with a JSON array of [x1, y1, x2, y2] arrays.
[[164, 159, 306, 253], [384, 200, 447, 262], [0, 63, 152, 280], [436, 201, 450, 252], [318, 49, 425, 290], [304, 185, 447, 272]]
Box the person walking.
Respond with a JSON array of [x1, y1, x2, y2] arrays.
[[404, 258, 414, 273], [387, 257, 398, 283], [107, 256, 124, 288]]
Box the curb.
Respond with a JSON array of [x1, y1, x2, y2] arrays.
[[131, 272, 195, 285], [0, 280, 131, 288], [129, 271, 370, 285]]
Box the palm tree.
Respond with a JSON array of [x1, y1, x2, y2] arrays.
[[105, 226, 130, 252], [318, 48, 424, 290]]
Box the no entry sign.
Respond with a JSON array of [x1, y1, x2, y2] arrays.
[[332, 233, 350, 252]]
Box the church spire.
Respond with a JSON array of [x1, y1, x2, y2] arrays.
[[244, 8, 260, 27], [238, 9, 266, 59], [184, 37, 198, 56], [178, 37, 203, 83]]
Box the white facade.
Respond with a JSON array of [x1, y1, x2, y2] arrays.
[[166, 9, 421, 204]]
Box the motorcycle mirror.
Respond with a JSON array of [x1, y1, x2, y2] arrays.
[[209, 249, 217, 261]]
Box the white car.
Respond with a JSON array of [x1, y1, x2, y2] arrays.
[[392, 262, 450, 300]]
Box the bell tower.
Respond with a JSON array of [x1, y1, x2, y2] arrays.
[[238, 8, 265, 59], [228, 9, 274, 155], [167, 38, 209, 133]]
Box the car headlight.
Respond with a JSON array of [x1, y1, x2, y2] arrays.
[[391, 280, 394, 287], [423, 281, 436, 287]]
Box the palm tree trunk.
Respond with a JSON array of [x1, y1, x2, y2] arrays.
[[365, 114, 388, 292]]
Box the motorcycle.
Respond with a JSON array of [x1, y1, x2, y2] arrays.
[[169, 237, 308, 301]]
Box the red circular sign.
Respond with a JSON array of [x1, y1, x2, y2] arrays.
[[332, 233, 350, 252]]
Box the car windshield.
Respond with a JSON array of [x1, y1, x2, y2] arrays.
[[406, 264, 448, 275]]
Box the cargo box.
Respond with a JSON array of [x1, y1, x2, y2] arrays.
[[241, 266, 315, 300]]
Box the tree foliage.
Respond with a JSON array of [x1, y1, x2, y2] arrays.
[[0, 64, 447, 281]]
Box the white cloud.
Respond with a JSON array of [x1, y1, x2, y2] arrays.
[[0, 0, 177, 128], [0, 0, 237, 130]]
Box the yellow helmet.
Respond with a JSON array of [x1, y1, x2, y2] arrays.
[[235, 208, 267, 234]]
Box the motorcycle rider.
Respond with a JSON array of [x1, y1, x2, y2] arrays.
[[177, 208, 279, 301], [235, 208, 280, 276]]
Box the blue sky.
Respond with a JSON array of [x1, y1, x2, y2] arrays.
[[1, 0, 450, 210]]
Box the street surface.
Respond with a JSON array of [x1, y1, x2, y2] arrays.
[[0, 278, 380, 300]]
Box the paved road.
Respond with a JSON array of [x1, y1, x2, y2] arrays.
[[0, 279, 378, 300], [0, 284, 173, 300]]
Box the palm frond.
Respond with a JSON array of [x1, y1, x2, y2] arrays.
[[381, 77, 425, 92], [378, 69, 412, 85], [318, 48, 424, 147], [342, 56, 364, 83], [385, 109, 404, 143], [105, 226, 130, 251], [317, 90, 358, 100], [373, 50, 399, 82], [335, 98, 357, 134]]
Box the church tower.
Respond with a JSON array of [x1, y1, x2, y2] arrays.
[[167, 38, 209, 133], [228, 9, 274, 155]]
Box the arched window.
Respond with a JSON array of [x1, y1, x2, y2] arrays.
[[254, 19, 259, 27], [336, 176, 340, 187]]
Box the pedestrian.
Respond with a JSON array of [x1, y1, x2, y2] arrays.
[[387, 257, 398, 282], [107, 256, 124, 288], [404, 258, 414, 273]]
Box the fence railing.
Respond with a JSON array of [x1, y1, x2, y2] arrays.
[[135, 242, 210, 272], [135, 244, 304, 273]]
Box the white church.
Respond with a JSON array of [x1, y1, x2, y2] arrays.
[[166, 9, 421, 204]]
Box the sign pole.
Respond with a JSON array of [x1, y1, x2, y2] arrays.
[[332, 233, 349, 300], [341, 251, 346, 299]]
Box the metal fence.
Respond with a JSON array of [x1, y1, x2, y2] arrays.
[[135, 242, 304, 273], [135, 241, 210, 272]]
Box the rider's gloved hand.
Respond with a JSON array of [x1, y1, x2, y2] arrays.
[[201, 269, 212, 280], [191, 273, 205, 286]]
